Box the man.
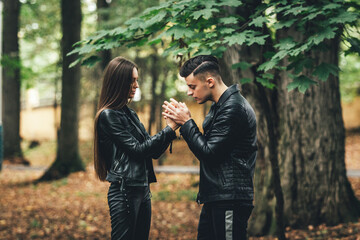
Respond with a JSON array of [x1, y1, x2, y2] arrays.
[[162, 55, 257, 240]]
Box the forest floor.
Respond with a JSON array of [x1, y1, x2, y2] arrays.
[[0, 131, 359, 240]]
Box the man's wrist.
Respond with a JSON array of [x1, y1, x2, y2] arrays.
[[182, 118, 192, 125]]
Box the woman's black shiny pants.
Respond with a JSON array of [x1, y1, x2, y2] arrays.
[[108, 182, 151, 240]]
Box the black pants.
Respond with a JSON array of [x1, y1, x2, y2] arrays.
[[197, 201, 253, 240], [108, 182, 151, 240]]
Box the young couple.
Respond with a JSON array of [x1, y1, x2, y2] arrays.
[[94, 55, 257, 240]]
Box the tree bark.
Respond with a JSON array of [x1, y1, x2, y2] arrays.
[[220, 4, 360, 236], [148, 53, 159, 135], [2, 0, 28, 164], [277, 32, 360, 226], [93, 0, 111, 116], [38, 0, 84, 181]]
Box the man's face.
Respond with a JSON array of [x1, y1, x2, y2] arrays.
[[185, 73, 211, 104]]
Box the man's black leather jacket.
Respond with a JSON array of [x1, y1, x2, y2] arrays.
[[98, 106, 176, 186], [180, 84, 257, 204]]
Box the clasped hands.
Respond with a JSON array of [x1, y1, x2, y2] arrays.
[[162, 98, 191, 131]]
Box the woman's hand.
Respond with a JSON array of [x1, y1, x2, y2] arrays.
[[165, 114, 179, 131], [162, 98, 191, 126], [163, 101, 180, 131]]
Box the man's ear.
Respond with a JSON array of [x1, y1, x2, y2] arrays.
[[206, 77, 215, 88]]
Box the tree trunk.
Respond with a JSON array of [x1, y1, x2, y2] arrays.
[[38, 0, 84, 181], [277, 33, 360, 226], [220, 5, 360, 236], [2, 0, 28, 165], [157, 70, 168, 166], [93, 0, 111, 117], [148, 53, 159, 135]]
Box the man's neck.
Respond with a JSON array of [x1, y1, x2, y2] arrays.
[[212, 83, 228, 103]]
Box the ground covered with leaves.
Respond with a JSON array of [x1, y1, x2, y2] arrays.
[[0, 133, 359, 239]]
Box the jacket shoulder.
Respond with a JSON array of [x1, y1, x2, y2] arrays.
[[99, 109, 126, 123]]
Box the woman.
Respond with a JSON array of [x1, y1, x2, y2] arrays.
[[94, 57, 178, 240]]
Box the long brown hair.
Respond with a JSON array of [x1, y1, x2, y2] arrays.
[[94, 56, 138, 181]]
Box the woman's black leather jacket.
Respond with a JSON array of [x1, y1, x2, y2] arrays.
[[98, 106, 176, 186]]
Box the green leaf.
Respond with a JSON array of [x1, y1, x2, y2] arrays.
[[273, 50, 288, 60], [329, 11, 358, 24], [274, 4, 292, 14], [125, 17, 144, 30], [109, 27, 126, 36], [256, 77, 276, 89], [188, 42, 201, 49], [275, 37, 296, 50], [219, 17, 238, 25], [143, 1, 171, 15], [191, 8, 219, 20], [143, 10, 167, 28], [194, 48, 212, 56], [71, 44, 96, 56], [219, 27, 235, 35], [273, 19, 296, 30], [217, 0, 243, 7], [312, 63, 339, 81], [287, 75, 317, 93], [249, 16, 268, 27], [240, 78, 252, 84], [289, 42, 311, 56], [323, 3, 341, 10], [69, 58, 82, 68], [248, 35, 268, 46], [344, 37, 360, 55], [232, 61, 252, 70], [307, 27, 336, 45], [223, 32, 247, 46], [172, 47, 190, 56], [207, 40, 222, 47], [81, 56, 101, 68], [258, 59, 279, 72], [262, 73, 274, 80], [284, 6, 310, 16], [149, 31, 166, 45], [211, 46, 227, 57], [287, 58, 314, 74], [166, 25, 194, 39], [263, 51, 275, 59], [303, 11, 322, 21]]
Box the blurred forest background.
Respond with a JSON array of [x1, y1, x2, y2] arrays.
[[1, 0, 360, 239]]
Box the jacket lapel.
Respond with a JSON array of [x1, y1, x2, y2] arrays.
[[122, 107, 146, 141]]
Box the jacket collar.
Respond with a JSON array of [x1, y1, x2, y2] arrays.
[[214, 84, 239, 108]]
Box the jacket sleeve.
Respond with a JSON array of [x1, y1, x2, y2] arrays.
[[180, 104, 245, 163], [132, 111, 173, 159], [99, 109, 176, 159]]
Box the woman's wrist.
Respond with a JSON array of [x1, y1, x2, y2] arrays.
[[168, 123, 179, 131]]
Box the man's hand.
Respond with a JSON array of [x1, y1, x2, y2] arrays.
[[162, 98, 191, 126]]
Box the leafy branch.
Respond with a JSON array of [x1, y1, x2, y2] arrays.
[[68, 0, 359, 92]]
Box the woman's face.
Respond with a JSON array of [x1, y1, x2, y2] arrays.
[[129, 67, 139, 99]]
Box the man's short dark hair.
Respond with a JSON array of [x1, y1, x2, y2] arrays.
[[179, 55, 220, 78]]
